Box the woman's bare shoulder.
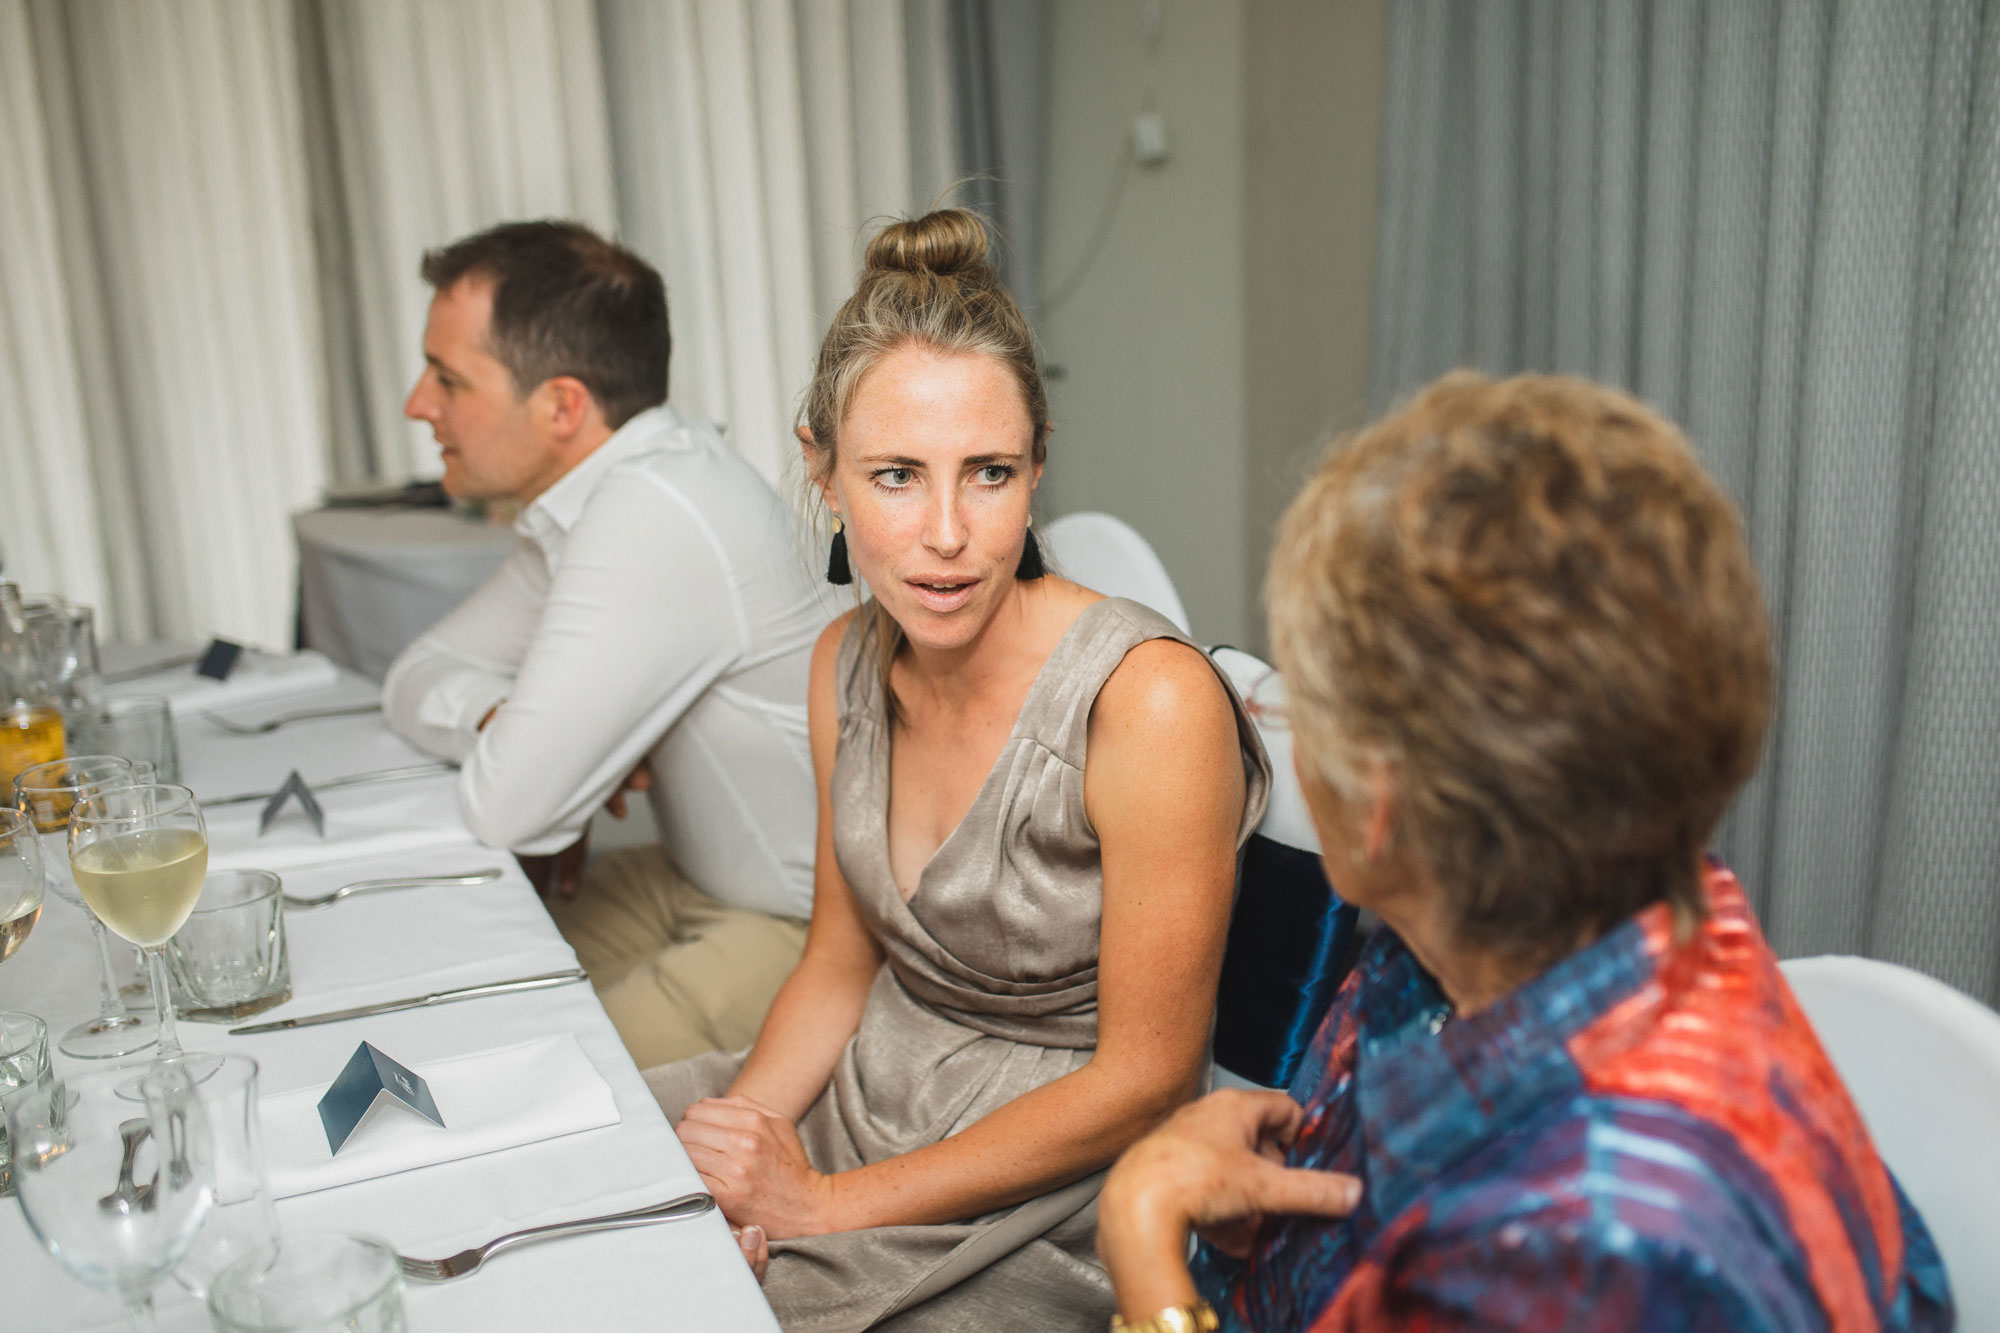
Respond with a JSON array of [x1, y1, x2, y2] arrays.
[[1091, 636, 1235, 754]]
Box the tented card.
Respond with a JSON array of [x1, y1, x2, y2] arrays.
[[318, 1041, 445, 1155]]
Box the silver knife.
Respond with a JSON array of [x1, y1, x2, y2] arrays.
[[204, 762, 455, 807], [226, 969, 588, 1034]]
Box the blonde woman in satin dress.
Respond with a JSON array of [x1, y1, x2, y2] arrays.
[[644, 210, 1270, 1332]]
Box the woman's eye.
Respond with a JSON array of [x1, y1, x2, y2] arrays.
[[874, 468, 914, 489], [977, 465, 1015, 485]]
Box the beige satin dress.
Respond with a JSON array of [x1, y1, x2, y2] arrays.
[[645, 598, 1271, 1331]]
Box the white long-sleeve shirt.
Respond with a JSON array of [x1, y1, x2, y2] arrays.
[[382, 405, 829, 919]]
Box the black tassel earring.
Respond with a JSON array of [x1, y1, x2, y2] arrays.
[[826, 520, 853, 585], [1015, 519, 1046, 581]]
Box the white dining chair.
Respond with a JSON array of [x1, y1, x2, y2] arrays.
[[1206, 647, 1356, 1093], [1782, 954, 2000, 1325], [1040, 512, 1192, 635]]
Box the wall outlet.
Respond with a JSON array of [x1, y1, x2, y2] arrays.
[[1132, 111, 1170, 167]]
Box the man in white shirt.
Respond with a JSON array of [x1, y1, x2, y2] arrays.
[[383, 220, 828, 1066]]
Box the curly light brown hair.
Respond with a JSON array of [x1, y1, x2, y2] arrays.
[[1267, 372, 1773, 966]]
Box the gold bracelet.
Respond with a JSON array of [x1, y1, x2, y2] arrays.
[[1110, 1300, 1220, 1333]]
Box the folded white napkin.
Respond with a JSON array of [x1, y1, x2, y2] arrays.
[[205, 772, 468, 872], [261, 1033, 621, 1199], [109, 649, 342, 717]]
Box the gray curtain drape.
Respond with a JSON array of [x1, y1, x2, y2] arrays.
[[1373, 0, 2000, 1004]]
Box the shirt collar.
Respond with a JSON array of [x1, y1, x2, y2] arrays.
[[1351, 894, 1670, 1221], [515, 403, 682, 551]]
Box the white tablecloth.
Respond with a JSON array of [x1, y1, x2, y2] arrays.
[[1, 666, 777, 1331], [294, 506, 518, 681]]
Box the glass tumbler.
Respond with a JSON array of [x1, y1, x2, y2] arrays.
[[166, 869, 291, 1021], [0, 1010, 52, 1196], [208, 1232, 407, 1333], [173, 1054, 278, 1298], [72, 693, 180, 785]]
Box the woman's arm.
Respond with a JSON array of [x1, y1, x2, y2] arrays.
[[1098, 1090, 1361, 1321], [682, 638, 1251, 1237], [706, 613, 883, 1118]]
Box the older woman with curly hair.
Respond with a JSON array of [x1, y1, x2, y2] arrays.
[[1096, 373, 1953, 1331]]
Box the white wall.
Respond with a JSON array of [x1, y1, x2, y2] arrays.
[[1036, 0, 1386, 652], [1036, 0, 1250, 646]]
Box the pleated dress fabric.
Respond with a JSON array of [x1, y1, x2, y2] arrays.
[[645, 597, 1272, 1332]]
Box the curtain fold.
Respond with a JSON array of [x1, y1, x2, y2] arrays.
[[0, 0, 110, 618], [1373, 0, 2000, 1004]]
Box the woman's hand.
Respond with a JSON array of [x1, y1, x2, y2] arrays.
[[677, 1095, 838, 1240], [730, 1223, 769, 1283], [1098, 1089, 1362, 1317]]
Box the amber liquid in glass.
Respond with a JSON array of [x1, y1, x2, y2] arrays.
[[0, 705, 63, 795]]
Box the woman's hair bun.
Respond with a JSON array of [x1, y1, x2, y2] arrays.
[[864, 209, 993, 278]]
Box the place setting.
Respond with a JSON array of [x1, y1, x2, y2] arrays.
[[0, 769, 696, 1331]]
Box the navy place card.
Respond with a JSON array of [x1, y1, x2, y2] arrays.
[[319, 1042, 445, 1155], [259, 770, 327, 838], [195, 637, 244, 681]]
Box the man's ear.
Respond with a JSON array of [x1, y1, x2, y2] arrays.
[[542, 376, 596, 439]]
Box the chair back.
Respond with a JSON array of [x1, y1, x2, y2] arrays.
[[1782, 954, 2000, 1323], [1041, 512, 1192, 634], [1207, 648, 1358, 1089]]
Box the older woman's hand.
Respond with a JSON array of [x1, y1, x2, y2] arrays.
[[1099, 1089, 1362, 1317], [677, 1095, 837, 1240]]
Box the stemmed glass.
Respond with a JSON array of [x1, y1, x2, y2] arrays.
[[0, 807, 43, 967], [67, 783, 211, 1075], [7, 1062, 215, 1329], [13, 755, 155, 1058]]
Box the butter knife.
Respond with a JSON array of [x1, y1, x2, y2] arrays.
[[227, 968, 588, 1034], [205, 762, 455, 807]]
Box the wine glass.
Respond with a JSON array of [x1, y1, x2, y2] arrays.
[[7, 1061, 215, 1329], [67, 783, 210, 1074], [13, 755, 155, 1058], [0, 807, 43, 967]]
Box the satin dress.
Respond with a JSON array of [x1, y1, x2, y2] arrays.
[[648, 598, 1271, 1332]]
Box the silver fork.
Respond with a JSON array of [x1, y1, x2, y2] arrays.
[[202, 702, 382, 734], [282, 867, 504, 911], [397, 1193, 716, 1282]]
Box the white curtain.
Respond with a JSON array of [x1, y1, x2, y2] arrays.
[[1373, 0, 2000, 1005], [0, 0, 110, 618], [3, 0, 329, 646]]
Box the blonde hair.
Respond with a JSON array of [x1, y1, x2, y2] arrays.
[[801, 209, 1049, 700], [1267, 372, 1773, 966]]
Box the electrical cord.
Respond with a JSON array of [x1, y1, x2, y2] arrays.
[[1036, 145, 1136, 314]]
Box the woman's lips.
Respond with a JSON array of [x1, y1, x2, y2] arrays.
[[906, 578, 979, 614]]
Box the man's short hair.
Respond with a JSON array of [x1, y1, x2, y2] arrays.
[[420, 220, 669, 429]]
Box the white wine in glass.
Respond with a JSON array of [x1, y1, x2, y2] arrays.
[[69, 827, 208, 947], [15, 754, 155, 1059], [0, 807, 42, 965], [68, 784, 211, 1072]]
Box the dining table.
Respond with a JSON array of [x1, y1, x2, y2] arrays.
[[1, 646, 779, 1331]]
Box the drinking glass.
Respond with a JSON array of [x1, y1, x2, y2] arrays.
[[0, 806, 44, 967], [68, 783, 209, 1073], [172, 1054, 277, 1298], [207, 1232, 406, 1333], [71, 694, 181, 785], [166, 869, 291, 1020], [13, 755, 154, 1058], [0, 1010, 52, 1197], [7, 1061, 215, 1329]]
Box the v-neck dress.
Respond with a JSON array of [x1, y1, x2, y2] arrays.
[[645, 597, 1272, 1332]]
